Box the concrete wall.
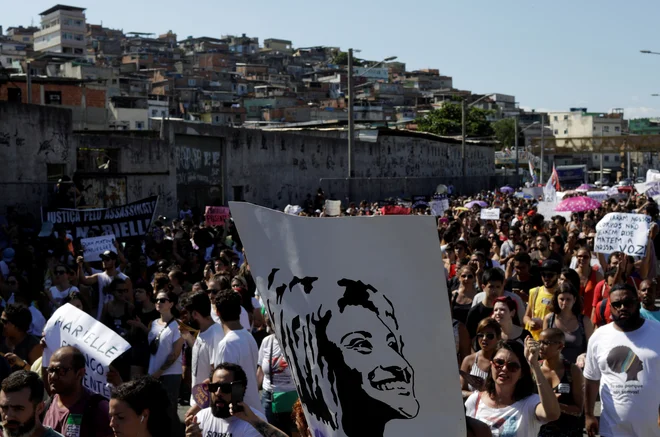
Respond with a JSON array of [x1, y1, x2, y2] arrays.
[[0, 103, 74, 215], [74, 132, 177, 218], [162, 121, 497, 208]]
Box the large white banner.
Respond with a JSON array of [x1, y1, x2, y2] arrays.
[[229, 202, 465, 437], [43, 304, 131, 398]]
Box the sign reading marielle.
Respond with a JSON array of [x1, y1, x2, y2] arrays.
[[595, 213, 651, 257], [43, 304, 131, 398], [43, 196, 158, 240]]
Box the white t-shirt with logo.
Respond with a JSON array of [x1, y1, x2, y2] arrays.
[[258, 334, 296, 393], [195, 407, 265, 437], [147, 319, 183, 376], [191, 323, 225, 406], [48, 285, 79, 308], [212, 329, 263, 414], [584, 320, 660, 437], [465, 392, 544, 437]]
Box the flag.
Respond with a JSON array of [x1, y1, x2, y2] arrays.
[[529, 159, 538, 185], [544, 164, 561, 202], [551, 164, 561, 191]]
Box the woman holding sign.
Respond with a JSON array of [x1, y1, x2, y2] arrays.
[[147, 290, 183, 433]]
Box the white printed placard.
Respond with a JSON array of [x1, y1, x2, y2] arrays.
[[325, 200, 341, 217], [480, 208, 500, 220], [429, 200, 449, 217], [81, 235, 116, 262], [43, 304, 131, 398], [595, 213, 651, 257], [229, 202, 465, 437]]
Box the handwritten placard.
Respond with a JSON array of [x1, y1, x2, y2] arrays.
[[325, 200, 341, 217], [480, 208, 501, 220], [43, 304, 131, 398], [205, 206, 230, 226], [430, 200, 449, 217], [80, 235, 116, 262], [595, 213, 651, 257]]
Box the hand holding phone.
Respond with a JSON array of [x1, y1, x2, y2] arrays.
[[231, 382, 244, 412]]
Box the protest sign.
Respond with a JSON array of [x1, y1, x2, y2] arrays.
[[536, 202, 571, 220], [586, 191, 609, 202], [81, 235, 116, 262], [647, 169, 660, 183], [429, 200, 448, 216], [205, 206, 230, 225], [595, 213, 651, 257], [480, 208, 500, 220], [43, 304, 131, 398], [635, 181, 660, 202], [325, 200, 341, 217], [229, 202, 465, 437], [42, 196, 158, 241]]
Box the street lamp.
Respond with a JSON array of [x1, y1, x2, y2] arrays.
[[347, 49, 397, 179], [640, 50, 660, 55]]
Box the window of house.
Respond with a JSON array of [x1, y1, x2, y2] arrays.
[[77, 148, 120, 173], [553, 116, 558, 121], [564, 115, 568, 120], [151, 109, 158, 116], [614, 155, 620, 161], [74, 34, 83, 41], [74, 20, 83, 26], [215, 116, 220, 122], [45, 91, 62, 105], [7, 88, 21, 103], [74, 48, 83, 54], [564, 129, 568, 134], [554, 129, 558, 135], [604, 156, 610, 162], [188, 79, 196, 86], [135, 121, 145, 130], [22, 37, 29, 42], [603, 126, 610, 133], [615, 126, 620, 132], [46, 163, 67, 182]]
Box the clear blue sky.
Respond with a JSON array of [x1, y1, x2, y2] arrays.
[[6, 0, 660, 118]]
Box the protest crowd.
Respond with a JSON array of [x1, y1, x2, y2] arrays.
[[1, 175, 660, 437]]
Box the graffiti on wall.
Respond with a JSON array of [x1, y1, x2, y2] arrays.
[[175, 146, 222, 185]]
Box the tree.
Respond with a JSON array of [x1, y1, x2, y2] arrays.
[[332, 51, 362, 66], [415, 103, 494, 137], [492, 118, 525, 151]]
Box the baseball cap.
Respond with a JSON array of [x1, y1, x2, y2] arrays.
[[99, 250, 118, 261], [539, 259, 561, 274]]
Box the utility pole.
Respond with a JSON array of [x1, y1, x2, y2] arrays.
[[600, 126, 604, 183], [514, 116, 519, 187], [461, 99, 466, 177], [347, 48, 354, 180], [540, 113, 545, 184], [26, 61, 32, 104]]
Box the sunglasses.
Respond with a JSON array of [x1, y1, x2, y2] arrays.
[[491, 358, 521, 372], [541, 272, 557, 278], [207, 381, 243, 394], [611, 299, 636, 309], [461, 274, 475, 279], [155, 298, 170, 304], [540, 340, 562, 346], [476, 333, 496, 341], [46, 366, 72, 377]]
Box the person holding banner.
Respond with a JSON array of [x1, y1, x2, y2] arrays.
[[77, 251, 132, 321]]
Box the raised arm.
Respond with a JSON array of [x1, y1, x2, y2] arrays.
[[76, 256, 98, 285], [527, 337, 560, 422]]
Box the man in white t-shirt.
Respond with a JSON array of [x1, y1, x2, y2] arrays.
[[208, 276, 250, 330], [182, 291, 225, 421], [77, 250, 131, 320], [186, 363, 287, 437], [211, 290, 263, 414], [584, 283, 660, 437]]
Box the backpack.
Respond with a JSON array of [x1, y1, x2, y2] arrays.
[[43, 393, 107, 437]]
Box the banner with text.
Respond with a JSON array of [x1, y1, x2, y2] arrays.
[[204, 206, 230, 226], [43, 196, 158, 241], [595, 213, 651, 257], [43, 304, 131, 398], [81, 235, 117, 262], [480, 208, 501, 220]]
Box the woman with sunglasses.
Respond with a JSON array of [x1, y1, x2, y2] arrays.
[[460, 318, 501, 400], [147, 289, 184, 432], [543, 282, 593, 367], [45, 264, 79, 310], [465, 338, 560, 436], [574, 247, 602, 318], [492, 297, 531, 345], [452, 266, 478, 325]]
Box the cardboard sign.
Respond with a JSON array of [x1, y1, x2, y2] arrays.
[[81, 235, 116, 262], [42, 304, 131, 398], [595, 213, 651, 257], [429, 200, 449, 216], [480, 208, 500, 220], [536, 202, 571, 221], [635, 182, 660, 202], [325, 200, 341, 217], [43, 196, 158, 241], [205, 206, 230, 226], [229, 202, 465, 437]]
